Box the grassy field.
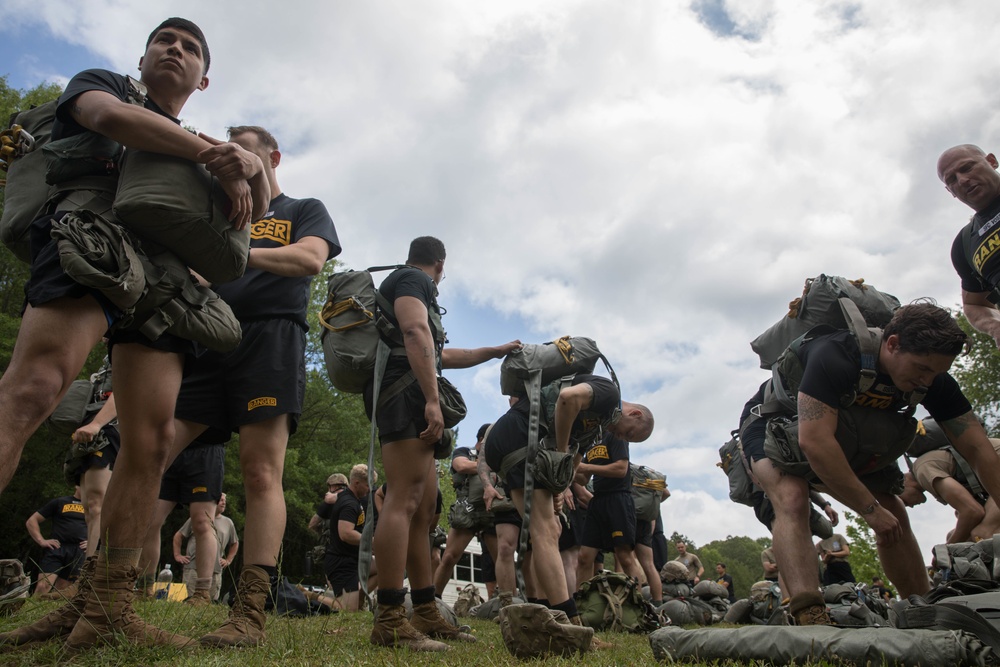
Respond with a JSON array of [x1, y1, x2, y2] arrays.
[[0, 598, 670, 667]]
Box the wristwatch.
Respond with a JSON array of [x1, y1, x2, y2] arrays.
[[861, 499, 880, 515]]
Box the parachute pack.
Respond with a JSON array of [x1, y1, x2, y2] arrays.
[[0, 76, 147, 263], [46, 358, 113, 438], [453, 583, 484, 618], [319, 265, 428, 394], [630, 464, 667, 522], [496, 336, 618, 595], [750, 274, 900, 370], [575, 570, 664, 633]]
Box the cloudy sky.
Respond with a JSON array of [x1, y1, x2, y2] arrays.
[[4, 0, 997, 562]]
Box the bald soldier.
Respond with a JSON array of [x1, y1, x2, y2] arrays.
[[939, 144, 1000, 346]]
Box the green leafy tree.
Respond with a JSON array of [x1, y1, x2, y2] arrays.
[[951, 312, 1000, 436]]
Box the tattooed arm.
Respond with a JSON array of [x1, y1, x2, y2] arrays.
[[477, 450, 503, 511], [941, 411, 1000, 504], [797, 392, 903, 545]]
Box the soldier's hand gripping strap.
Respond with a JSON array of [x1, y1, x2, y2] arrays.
[[115, 249, 242, 352], [52, 209, 146, 310]]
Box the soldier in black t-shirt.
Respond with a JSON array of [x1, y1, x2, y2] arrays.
[[939, 144, 1000, 346], [159, 125, 340, 648], [0, 18, 270, 653], [575, 433, 644, 590], [365, 236, 520, 652], [739, 303, 1000, 626], [26, 490, 88, 598], [483, 374, 654, 638], [317, 464, 370, 612]]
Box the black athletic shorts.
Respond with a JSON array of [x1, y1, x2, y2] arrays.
[[175, 318, 306, 435], [580, 491, 636, 551], [558, 510, 577, 552], [159, 443, 224, 505], [325, 554, 359, 597], [71, 426, 121, 484], [480, 547, 496, 583], [484, 407, 528, 491], [38, 544, 85, 578], [493, 508, 522, 528], [635, 518, 653, 548]]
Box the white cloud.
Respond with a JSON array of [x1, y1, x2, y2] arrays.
[[2, 0, 996, 564]]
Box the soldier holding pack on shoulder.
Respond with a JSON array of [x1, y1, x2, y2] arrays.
[[738, 302, 1000, 625], [0, 17, 269, 652]]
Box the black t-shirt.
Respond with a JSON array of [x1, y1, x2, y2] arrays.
[[317, 488, 364, 559], [37, 496, 87, 545], [717, 573, 735, 602], [952, 196, 1000, 294], [795, 330, 971, 421], [451, 446, 474, 489], [511, 373, 621, 444], [214, 193, 341, 327], [376, 266, 440, 385], [584, 432, 630, 495], [54, 69, 176, 141]]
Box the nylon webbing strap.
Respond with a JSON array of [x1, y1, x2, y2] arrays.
[[838, 298, 879, 396], [358, 338, 390, 601], [946, 445, 987, 501], [516, 369, 544, 596]]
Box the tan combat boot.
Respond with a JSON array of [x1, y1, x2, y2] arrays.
[[410, 601, 476, 642], [38, 581, 78, 601], [199, 565, 269, 647], [569, 614, 612, 650], [789, 591, 833, 626], [64, 552, 192, 652], [370, 603, 449, 652], [0, 556, 95, 649], [183, 588, 212, 607]]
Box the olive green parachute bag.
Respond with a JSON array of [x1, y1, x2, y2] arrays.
[[576, 571, 664, 633], [113, 149, 250, 285]]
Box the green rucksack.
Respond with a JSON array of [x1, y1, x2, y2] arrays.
[[750, 274, 900, 370], [631, 464, 666, 522], [319, 265, 434, 393], [576, 571, 663, 633], [113, 148, 250, 285], [0, 76, 147, 263], [46, 357, 113, 437], [495, 337, 620, 489]]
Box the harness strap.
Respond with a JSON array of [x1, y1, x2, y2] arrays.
[[517, 369, 544, 597], [358, 337, 389, 603], [949, 445, 988, 501], [838, 298, 879, 397], [498, 447, 528, 484]]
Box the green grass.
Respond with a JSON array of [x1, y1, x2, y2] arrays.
[[0, 599, 788, 666]]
